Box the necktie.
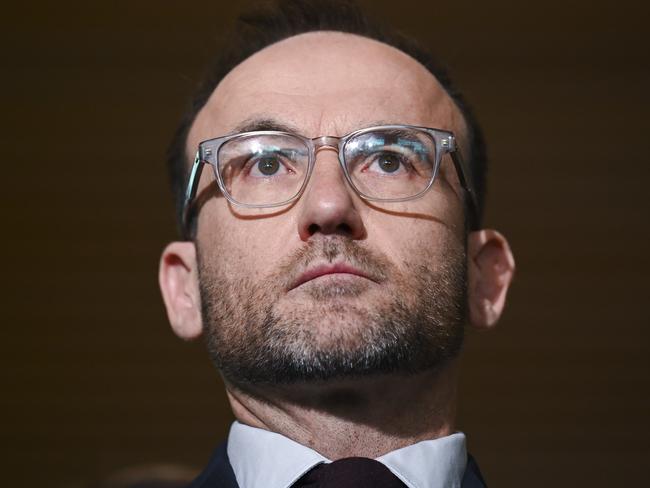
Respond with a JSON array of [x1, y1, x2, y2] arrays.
[[293, 457, 407, 487]]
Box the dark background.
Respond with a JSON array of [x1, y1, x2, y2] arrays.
[[2, 1, 648, 486]]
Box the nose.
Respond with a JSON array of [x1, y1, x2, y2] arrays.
[[296, 148, 366, 241]]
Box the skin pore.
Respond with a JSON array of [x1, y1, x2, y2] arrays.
[[159, 32, 515, 459]]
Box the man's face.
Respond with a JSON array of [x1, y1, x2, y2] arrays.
[[186, 32, 470, 386]]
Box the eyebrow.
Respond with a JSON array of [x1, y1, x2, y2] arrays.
[[230, 118, 415, 138], [232, 117, 303, 135], [375, 128, 422, 139]]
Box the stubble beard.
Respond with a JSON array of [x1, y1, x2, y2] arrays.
[[198, 237, 467, 387]]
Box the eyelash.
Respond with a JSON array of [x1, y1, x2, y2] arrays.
[[360, 151, 412, 174], [244, 155, 295, 177]]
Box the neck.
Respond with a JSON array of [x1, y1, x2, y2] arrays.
[[224, 361, 459, 459]]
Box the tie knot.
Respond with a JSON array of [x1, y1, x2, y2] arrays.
[[294, 457, 406, 487]]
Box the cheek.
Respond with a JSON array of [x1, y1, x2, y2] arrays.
[[197, 208, 293, 280], [375, 222, 441, 265], [364, 190, 464, 248], [365, 211, 462, 271]]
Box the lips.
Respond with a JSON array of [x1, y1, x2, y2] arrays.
[[290, 262, 374, 290]]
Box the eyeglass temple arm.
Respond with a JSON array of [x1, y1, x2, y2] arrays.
[[181, 151, 204, 238], [449, 148, 480, 230]]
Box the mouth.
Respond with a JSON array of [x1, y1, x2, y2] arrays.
[[290, 263, 376, 291]]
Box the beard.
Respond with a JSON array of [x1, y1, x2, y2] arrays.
[[197, 236, 467, 387]]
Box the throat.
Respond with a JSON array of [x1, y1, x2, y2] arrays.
[[224, 364, 458, 459]]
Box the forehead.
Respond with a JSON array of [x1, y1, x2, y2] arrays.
[[188, 31, 463, 151]]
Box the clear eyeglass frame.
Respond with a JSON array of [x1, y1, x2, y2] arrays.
[[182, 124, 478, 236]]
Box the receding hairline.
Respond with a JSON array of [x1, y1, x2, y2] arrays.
[[186, 30, 468, 160], [222, 30, 436, 79]]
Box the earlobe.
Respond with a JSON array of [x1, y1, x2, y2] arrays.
[[467, 229, 515, 330], [158, 241, 203, 340]]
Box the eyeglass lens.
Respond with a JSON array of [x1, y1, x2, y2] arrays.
[[343, 128, 436, 200], [216, 128, 437, 206], [218, 134, 310, 206]]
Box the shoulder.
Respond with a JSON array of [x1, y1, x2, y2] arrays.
[[187, 442, 239, 488]]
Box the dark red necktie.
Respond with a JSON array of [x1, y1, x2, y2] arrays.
[[293, 457, 407, 487]]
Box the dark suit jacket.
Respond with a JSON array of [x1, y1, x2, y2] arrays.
[[188, 442, 487, 488]]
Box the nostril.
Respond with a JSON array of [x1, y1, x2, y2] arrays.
[[338, 222, 352, 235], [306, 222, 353, 237], [307, 222, 353, 236]]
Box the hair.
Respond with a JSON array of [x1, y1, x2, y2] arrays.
[[166, 0, 487, 236]]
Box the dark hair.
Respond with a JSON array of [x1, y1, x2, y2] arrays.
[[166, 0, 486, 236]]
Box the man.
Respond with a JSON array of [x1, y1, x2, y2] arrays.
[[158, 1, 515, 487]]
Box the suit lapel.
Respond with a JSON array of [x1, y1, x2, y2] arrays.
[[188, 442, 240, 488], [461, 454, 487, 488]]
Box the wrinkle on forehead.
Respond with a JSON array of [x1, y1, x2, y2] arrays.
[[188, 31, 464, 156]]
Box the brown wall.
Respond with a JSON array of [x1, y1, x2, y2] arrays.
[[2, 1, 648, 486]]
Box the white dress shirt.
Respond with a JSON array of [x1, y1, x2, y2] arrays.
[[227, 421, 467, 488]]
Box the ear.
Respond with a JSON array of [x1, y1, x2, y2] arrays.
[[467, 229, 515, 330], [158, 241, 203, 340]]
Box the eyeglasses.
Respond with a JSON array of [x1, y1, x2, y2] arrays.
[[183, 124, 478, 234]]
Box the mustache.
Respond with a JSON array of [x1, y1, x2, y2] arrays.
[[274, 237, 392, 291]]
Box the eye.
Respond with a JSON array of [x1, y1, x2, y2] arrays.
[[365, 152, 409, 175], [248, 155, 291, 177]]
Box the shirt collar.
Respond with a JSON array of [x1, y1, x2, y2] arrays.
[[227, 421, 467, 488], [376, 433, 467, 488], [227, 421, 328, 488]]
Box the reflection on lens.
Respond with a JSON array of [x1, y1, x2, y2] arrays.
[[217, 134, 309, 206], [344, 128, 436, 199]]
